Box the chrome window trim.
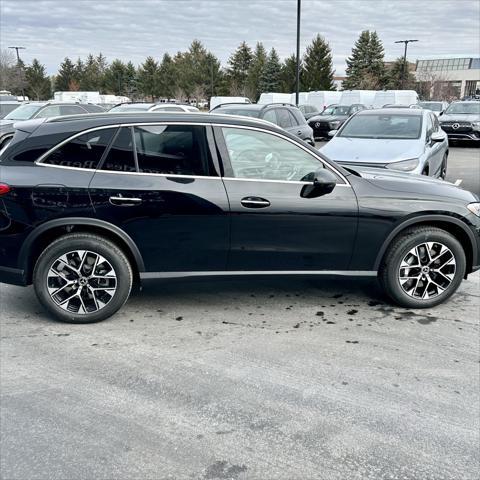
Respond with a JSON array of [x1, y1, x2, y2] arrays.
[[34, 121, 350, 186]]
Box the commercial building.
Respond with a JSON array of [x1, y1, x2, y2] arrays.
[[415, 56, 480, 99]]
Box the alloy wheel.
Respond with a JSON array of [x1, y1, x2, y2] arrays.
[[398, 241, 456, 300], [46, 250, 117, 314]]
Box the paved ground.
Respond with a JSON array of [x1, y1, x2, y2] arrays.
[[1, 271, 479, 479], [316, 142, 480, 195]]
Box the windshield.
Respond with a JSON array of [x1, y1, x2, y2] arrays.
[[419, 102, 443, 112], [109, 104, 153, 112], [4, 104, 43, 120], [339, 114, 422, 139], [213, 108, 260, 118], [322, 105, 350, 116], [444, 103, 480, 115]]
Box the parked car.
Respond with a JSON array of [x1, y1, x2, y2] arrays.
[[308, 104, 366, 139], [210, 96, 250, 110], [211, 103, 314, 145], [439, 101, 480, 143], [109, 102, 199, 113], [1, 112, 479, 323], [0, 102, 104, 149], [321, 108, 449, 178], [298, 104, 321, 120], [0, 101, 21, 119], [418, 101, 449, 116]]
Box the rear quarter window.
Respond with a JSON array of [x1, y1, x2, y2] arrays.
[[42, 128, 116, 169]]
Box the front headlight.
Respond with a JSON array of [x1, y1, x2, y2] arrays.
[[386, 158, 420, 172], [472, 121, 480, 130], [329, 121, 341, 129], [467, 203, 480, 217]]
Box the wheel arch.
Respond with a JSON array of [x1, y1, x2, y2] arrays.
[[19, 218, 145, 284], [374, 214, 477, 276]]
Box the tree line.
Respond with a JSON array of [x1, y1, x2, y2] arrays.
[[0, 31, 416, 102]]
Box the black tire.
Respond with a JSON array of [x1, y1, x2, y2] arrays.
[[379, 227, 466, 309], [33, 233, 133, 323], [440, 153, 448, 180]]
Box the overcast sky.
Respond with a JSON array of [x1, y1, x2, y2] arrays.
[[1, 0, 479, 75]]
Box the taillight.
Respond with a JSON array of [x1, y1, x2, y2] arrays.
[[0, 183, 11, 196]]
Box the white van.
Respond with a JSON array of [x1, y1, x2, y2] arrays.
[[210, 96, 251, 110], [302, 91, 342, 110], [373, 90, 419, 108], [339, 90, 376, 108], [258, 92, 292, 104]]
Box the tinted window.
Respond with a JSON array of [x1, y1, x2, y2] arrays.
[[323, 106, 350, 116], [43, 128, 116, 169], [213, 107, 260, 118], [445, 103, 480, 114], [101, 127, 136, 173], [154, 106, 184, 112], [222, 127, 322, 182], [276, 109, 293, 128], [339, 114, 422, 139], [262, 109, 277, 124], [60, 105, 87, 115], [4, 104, 43, 120], [134, 125, 214, 176], [35, 105, 62, 118]]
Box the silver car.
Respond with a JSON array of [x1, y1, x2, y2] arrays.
[[320, 108, 449, 179]]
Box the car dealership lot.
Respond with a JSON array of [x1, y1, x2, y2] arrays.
[[1, 271, 479, 480], [317, 142, 480, 195]]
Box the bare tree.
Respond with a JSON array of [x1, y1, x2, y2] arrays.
[[0, 49, 27, 95], [416, 69, 458, 101]]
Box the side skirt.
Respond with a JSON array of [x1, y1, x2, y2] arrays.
[[140, 270, 378, 280]]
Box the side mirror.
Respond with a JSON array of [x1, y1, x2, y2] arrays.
[[431, 131, 445, 143], [301, 169, 337, 198], [328, 129, 337, 137]]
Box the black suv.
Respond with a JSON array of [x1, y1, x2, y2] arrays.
[[308, 104, 366, 139], [439, 101, 480, 143], [210, 103, 315, 146], [1, 112, 479, 323]]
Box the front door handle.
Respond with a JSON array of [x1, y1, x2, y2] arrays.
[[297, 130, 302, 135], [109, 196, 142, 207], [240, 197, 271, 209]]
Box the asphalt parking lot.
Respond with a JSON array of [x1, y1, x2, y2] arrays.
[[1, 143, 479, 480]]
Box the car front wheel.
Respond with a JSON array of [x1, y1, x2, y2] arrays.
[[33, 233, 133, 323], [379, 227, 466, 308]]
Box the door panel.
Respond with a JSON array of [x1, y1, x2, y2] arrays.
[[89, 124, 230, 272], [217, 126, 358, 271]]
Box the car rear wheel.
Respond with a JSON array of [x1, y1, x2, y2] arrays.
[[33, 233, 133, 323], [379, 227, 466, 308]]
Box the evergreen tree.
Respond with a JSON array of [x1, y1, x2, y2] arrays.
[[227, 41, 253, 96], [124, 61, 137, 98], [74, 58, 84, 85], [104, 59, 128, 95], [80, 54, 103, 91], [302, 35, 335, 91], [246, 42, 267, 100], [205, 52, 221, 99], [259, 48, 282, 93], [279, 53, 301, 93], [343, 30, 387, 90], [55, 57, 77, 91], [387, 57, 416, 89], [25, 59, 51, 100], [158, 53, 176, 98], [137, 56, 159, 100]]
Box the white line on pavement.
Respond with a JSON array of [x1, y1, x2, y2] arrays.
[[454, 179, 463, 186]]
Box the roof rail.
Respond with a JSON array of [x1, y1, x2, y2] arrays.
[[259, 102, 297, 108], [210, 102, 254, 111]]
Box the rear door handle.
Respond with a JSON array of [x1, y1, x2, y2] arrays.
[[109, 196, 142, 207], [240, 197, 271, 209]]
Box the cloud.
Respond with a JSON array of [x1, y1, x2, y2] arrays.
[[1, 0, 478, 75]]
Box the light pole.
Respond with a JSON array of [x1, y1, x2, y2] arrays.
[[394, 39, 418, 89], [8, 46, 26, 99], [295, 0, 301, 106]]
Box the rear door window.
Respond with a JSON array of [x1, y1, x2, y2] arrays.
[[276, 109, 294, 128], [34, 105, 62, 118], [134, 125, 215, 176], [101, 127, 136, 172], [43, 128, 116, 169], [262, 109, 278, 124], [60, 105, 87, 115]]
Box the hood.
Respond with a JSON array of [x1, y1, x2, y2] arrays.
[[440, 113, 480, 123], [309, 114, 347, 123], [352, 167, 478, 202], [320, 137, 423, 164]]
